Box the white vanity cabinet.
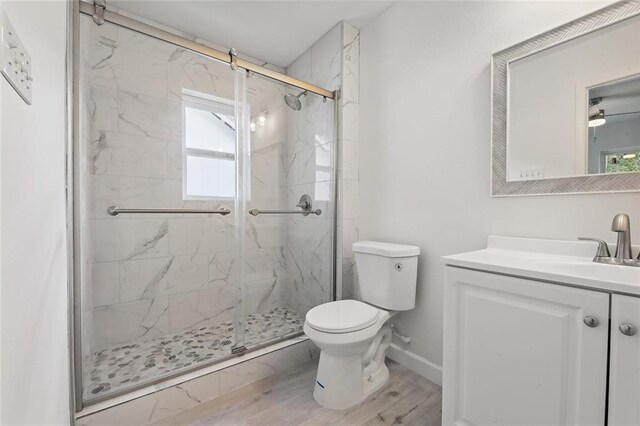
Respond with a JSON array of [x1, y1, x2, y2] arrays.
[[442, 237, 640, 426], [608, 294, 640, 426], [442, 267, 609, 426]]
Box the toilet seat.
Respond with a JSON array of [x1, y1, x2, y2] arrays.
[[306, 300, 382, 333]]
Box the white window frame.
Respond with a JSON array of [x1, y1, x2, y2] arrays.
[[181, 89, 249, 200]]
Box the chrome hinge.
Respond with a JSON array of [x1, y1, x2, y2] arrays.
[[231, 345, 247, 355], [92, 0, 107, 26]]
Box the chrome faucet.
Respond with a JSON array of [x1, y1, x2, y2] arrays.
[[611, 213, 633, 260], [579, 213, 639, 267]]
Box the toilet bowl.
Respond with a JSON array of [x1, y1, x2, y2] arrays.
[[303, 300, 395, 410], [304, 241, 420, 410]]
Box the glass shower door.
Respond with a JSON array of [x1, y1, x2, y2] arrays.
[[78, 14, 246, 402], [77, 10, 335, 405], [239, 74, 336, 351]]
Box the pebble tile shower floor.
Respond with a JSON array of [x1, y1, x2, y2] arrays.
[[84, 307, 304, 399]]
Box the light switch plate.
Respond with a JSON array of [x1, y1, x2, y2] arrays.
[[1, 10, 32, 105]]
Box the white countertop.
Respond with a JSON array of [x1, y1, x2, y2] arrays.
[[443, 236, 640, 296]]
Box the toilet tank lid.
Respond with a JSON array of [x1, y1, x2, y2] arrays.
[[353, 241, 420, 257]]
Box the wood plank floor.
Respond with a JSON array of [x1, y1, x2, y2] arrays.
[[153, 359, 442, 426]]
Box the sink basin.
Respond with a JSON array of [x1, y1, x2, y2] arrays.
[[443, 236, 640, 295], [533, 256, 637, 277]]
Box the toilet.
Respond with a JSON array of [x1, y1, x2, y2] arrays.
[[303, 241, 420, 410]]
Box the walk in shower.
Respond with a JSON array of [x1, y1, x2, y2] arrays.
[[72, 4, 336, 407]]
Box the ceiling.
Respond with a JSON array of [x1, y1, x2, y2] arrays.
[[110, 1, 394, 68]]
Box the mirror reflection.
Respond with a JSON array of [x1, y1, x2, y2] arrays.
[[507, 14, 640, 181], [588, 75, 640, 174]]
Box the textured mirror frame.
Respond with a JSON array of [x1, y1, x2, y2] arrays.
[[491, 0, 640, 196]]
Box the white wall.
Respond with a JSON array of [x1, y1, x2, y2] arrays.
[[359, 1, 640, 381], [0, 1, 71, 424]]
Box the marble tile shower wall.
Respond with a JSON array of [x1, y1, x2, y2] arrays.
[[81, 16, 291, 351], [79, 17, 96, 373], [242, 76, 292, 318], [340, 23, 360, 300], [285, 22, 361, 305], [284, 27, 338, 315]]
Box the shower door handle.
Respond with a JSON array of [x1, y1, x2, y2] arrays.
[[249, 208, 322, 216], [107, 206, 231, 216], [248, 194, 321, 217]]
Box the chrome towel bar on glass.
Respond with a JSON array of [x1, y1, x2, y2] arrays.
[[249, 194, 322, 217], [107, 206, 231, 216], [249, 208, 322, 216]]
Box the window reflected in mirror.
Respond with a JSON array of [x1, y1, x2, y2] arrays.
[[587, 75, 640, 174]]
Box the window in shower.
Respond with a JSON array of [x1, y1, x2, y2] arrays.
[[182, 90, 244, 199]]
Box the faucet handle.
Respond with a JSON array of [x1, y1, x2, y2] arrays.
[[578, 237, 611, 261]]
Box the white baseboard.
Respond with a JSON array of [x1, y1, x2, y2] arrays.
[[386, 343, 443, 386]]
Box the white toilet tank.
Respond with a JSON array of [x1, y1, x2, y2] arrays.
[[353, 241, 420, 311]]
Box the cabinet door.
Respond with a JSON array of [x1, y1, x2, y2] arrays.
[[443, 267, 609, 426], [609, 294, 640, 426]]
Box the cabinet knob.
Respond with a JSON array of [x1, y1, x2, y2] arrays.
[[619, 323, 637, 336], [583, 316, 600, 328]]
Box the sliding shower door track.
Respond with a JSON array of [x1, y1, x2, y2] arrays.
[[78, 1, 335, 100]]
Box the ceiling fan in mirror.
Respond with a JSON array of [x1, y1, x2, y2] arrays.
[[589, 97, 640, 128]]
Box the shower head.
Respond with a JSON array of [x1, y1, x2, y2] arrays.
[[284, 90, 307, 111]]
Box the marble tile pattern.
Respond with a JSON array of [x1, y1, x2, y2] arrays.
[[78, 9, 349, 406], [80, 15, 295, 354], [340, 23, 360, 300], [283, 24, 342, 316], [79, 16, 98, 378], [283, 23, 361, 308], [84, 306, 303, 399]]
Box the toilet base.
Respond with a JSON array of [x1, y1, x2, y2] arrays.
[[312, 353, 390, 410], [304, 308, 394, 410], [363, 361, 390, 398]]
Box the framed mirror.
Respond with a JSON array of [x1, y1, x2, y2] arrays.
[[491, 0, 640, 196]]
